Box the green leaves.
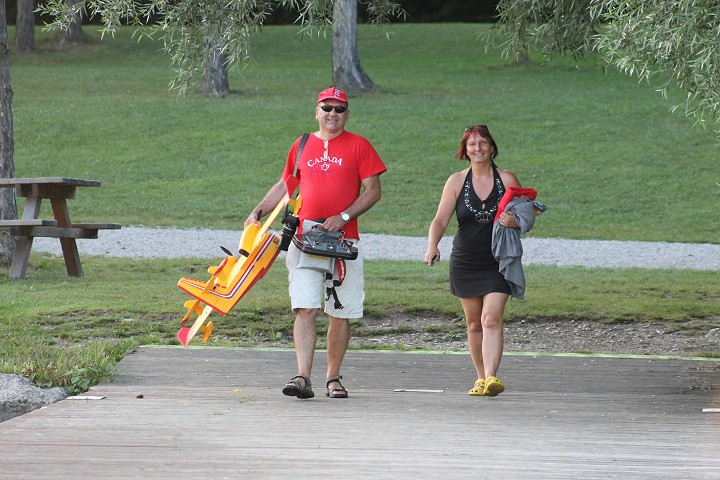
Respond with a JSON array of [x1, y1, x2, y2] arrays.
[[493, 0, 720, 138], [492, 0, 598, 61], [592, 0, 720, 133], [38, 0, 404, 95]]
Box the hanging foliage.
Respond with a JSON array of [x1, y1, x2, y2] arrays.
[[591, 0, 720, 132], [492, 0, 720, 137], [39, 0, 403, 94]]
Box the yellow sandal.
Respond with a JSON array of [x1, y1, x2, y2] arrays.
[[484, 376, 505, 397], [468, 378, 485, 396]]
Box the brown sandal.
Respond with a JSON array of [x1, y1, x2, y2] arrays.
[[325, 375, 348, 398], [282, 374, 315, 399]]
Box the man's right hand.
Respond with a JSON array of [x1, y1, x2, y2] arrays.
[[244, 210, 261, 228]]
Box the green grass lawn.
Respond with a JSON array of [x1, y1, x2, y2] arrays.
[[2, 255, 718, 393], [10, 23, 719, 241], [2, 23, 719, 393]]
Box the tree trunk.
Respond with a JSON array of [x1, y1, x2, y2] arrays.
[[332, 0, 376, 93], [56, 0, 85, 46], [514, 43, 529, 65], [0, 0, 18, 268], [200, 41, 230, 97], [14, 0, 35, 52]]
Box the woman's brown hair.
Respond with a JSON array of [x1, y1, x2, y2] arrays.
[[456, 124, 499, 161]]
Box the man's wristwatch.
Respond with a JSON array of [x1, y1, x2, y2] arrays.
[[340, 212, 350, 223]]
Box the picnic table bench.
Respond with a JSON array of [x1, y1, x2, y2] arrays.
[[0, 177, 121, 279]]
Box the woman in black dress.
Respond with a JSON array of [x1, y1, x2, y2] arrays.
[[425, 125, 521, 397]]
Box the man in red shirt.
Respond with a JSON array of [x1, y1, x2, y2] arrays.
[[245, 87, 387, 399]]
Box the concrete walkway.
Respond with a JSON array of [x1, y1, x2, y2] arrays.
[[1, 347, 719, 479]]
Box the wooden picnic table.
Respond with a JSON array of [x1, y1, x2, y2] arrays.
[[0, 177, 120, 279]]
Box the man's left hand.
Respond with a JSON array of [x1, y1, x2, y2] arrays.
[[323, 214, 346, 232]]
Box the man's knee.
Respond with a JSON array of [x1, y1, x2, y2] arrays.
[[295, 308, 320, 322]]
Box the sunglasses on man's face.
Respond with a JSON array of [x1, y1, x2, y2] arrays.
[[319, 105, 348, 113]]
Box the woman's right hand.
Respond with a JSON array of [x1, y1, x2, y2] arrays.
[[424, 247, 440, 266]]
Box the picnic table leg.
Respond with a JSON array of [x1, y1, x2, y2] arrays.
[[22, 195, 42, 220], [50, 197, 84, 277], [7, 193, 42, 279], [9, 236, 33, 279], [59, 237, 83, 277]]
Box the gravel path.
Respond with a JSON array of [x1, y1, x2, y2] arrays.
[[31, 226, 720, 270], [25, 226, 720, 357]]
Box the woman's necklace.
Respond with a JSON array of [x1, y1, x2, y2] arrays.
[[463, 173, 505, 223]]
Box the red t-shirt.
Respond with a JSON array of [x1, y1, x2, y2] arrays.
[[282, 131, 387, 239]]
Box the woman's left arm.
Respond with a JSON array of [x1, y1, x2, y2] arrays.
[[498, 169, 522, 228]]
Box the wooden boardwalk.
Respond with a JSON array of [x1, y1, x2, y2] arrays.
[[1, 347, 719, 479]]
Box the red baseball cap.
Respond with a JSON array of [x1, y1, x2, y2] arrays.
[[317, 87, 348, 105]]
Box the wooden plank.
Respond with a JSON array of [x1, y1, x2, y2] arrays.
[[21, 183, 77, 200], [0, 219, 57, 228], [0, 177, 101, 187], [71, 223, 122, 230], [0, 348, 718, 479], [0, 178, 100, 200], [2, 226, 101, 239]]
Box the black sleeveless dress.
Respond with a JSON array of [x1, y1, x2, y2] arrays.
[[449, 167, 511, 297]]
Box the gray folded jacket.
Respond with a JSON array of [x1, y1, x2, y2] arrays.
[[491, 198, 536, 300]]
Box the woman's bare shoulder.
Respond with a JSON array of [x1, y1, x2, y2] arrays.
[[497, 167, 521, 188], [444, 168, 469, 190], [448, 167, 469, 183]]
